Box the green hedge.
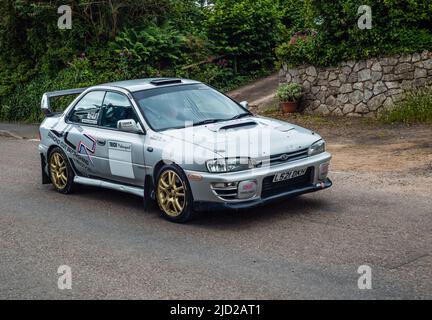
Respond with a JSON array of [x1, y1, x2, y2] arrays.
[[0, 0, 279, 122], [276, 0, 432, 66], [0, 47, 268, 123], [206, 0, 281, 72]]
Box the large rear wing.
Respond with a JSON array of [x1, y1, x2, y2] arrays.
[[41, 88, 87, 117]]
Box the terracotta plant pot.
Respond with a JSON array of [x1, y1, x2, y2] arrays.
[[280, 101, 298, 113]]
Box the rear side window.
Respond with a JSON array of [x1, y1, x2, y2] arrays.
[[100, 92, 139, 129], [69, 91, 105, 125]]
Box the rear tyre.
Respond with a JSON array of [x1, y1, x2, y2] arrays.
[[155, 164, 194, 223], [48, 147, 75, 194]]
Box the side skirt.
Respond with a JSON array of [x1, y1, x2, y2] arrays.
[[73, 176, 144, 198]]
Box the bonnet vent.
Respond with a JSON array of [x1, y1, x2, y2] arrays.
[[218, 121, 257, 131]]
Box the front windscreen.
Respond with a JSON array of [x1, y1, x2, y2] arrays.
[[132, 84, 249, 131]]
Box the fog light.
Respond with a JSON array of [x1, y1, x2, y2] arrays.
[[319, 163, 329, 180], [212, 182, 238, 188], [237, 180, 257, 199]]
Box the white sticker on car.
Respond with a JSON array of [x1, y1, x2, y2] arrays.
[[108, 141, 134, 179], [81, 119, 97, 125]]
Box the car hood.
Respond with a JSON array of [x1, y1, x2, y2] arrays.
[[160, 116, 322, 158]]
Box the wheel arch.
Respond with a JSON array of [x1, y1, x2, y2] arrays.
[[46, 144, 58, 158], [47, 144, 78, 176], [153, 159, 175, 184]]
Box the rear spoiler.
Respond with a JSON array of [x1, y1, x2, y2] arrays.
[[41, 88, 87, 117]]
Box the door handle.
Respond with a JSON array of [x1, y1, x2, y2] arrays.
[[97, 139, 106, 146]]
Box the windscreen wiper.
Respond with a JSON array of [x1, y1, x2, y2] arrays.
[[193, 113, 251, 126], [193, 119, 224, 126]]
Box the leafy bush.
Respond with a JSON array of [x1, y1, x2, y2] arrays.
[[206, 0, 281, 72], [0, 50, 130, 122], [112, 23, 191, 72], [279, 0, 315, 32], [0, 0, 281, 122], [276, 83, 303, 102], [0, 42, 268, 122], [382, 86, 432, 124], [0, 0, 173, 98], [277, 0, 432, 66]]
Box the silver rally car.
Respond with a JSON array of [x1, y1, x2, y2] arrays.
[[38, 78, 332, 222]]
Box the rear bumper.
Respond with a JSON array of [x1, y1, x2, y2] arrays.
[[193, 178, 332, 211]]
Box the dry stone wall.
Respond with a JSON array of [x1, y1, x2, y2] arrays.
[[279, 51, 432, 116]]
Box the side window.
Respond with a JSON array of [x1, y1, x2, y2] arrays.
[[100, 92, 139, 129], [68, 91, 105, 125]]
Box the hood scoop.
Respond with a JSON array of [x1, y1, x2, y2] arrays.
[[218, 121, 258, 131], [207, 120, 258, 132]]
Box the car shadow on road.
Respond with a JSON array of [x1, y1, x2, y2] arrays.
[[189, 196, 333, 229], [70, 185, 144, 209], [70, 185, 332, 228]]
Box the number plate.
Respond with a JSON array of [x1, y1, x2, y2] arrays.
[[273, 168, 307, 183]]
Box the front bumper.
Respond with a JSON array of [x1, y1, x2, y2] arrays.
[[193, 178, 332, 211], [185, 151, 332, 211]]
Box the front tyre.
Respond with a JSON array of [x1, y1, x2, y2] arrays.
[[155, 165, 194, 223], [48, 147, 75, 194]]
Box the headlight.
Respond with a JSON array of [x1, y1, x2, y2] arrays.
[[308, 140, 326, 156], [206, 157, 256, 173]]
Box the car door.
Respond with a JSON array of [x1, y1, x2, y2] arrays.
[[96, 91, 146, 187], [65, 90, 107, 178]]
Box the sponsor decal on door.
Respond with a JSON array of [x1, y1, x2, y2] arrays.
[[108, 141, 135, 179]]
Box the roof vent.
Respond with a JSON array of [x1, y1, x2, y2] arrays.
[[150, 78, 182, 86]]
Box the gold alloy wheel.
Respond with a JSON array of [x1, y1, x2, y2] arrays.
[[157, 170, 186, 217], [50, 152, 68, 190]]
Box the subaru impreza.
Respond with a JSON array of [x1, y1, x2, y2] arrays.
[[38, 78, 332, 222]]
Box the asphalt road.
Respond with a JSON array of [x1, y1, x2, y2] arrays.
[[0, 136, 431, 299]]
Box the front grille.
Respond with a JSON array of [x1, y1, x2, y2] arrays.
[[261, 167, 313, 198], [269, 148, 309, 165]]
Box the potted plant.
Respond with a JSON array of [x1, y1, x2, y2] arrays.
[[276, 83, 303, 113]]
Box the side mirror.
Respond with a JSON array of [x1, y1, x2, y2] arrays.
[[240, 101, 249, 110], [41, 93, 53, 117], [117, 119, 143, 134]]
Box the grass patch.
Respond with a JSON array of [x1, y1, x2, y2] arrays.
[[382, 86, 432, 124]]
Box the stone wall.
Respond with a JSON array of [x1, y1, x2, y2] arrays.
[[279, 51, 432, 116]]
